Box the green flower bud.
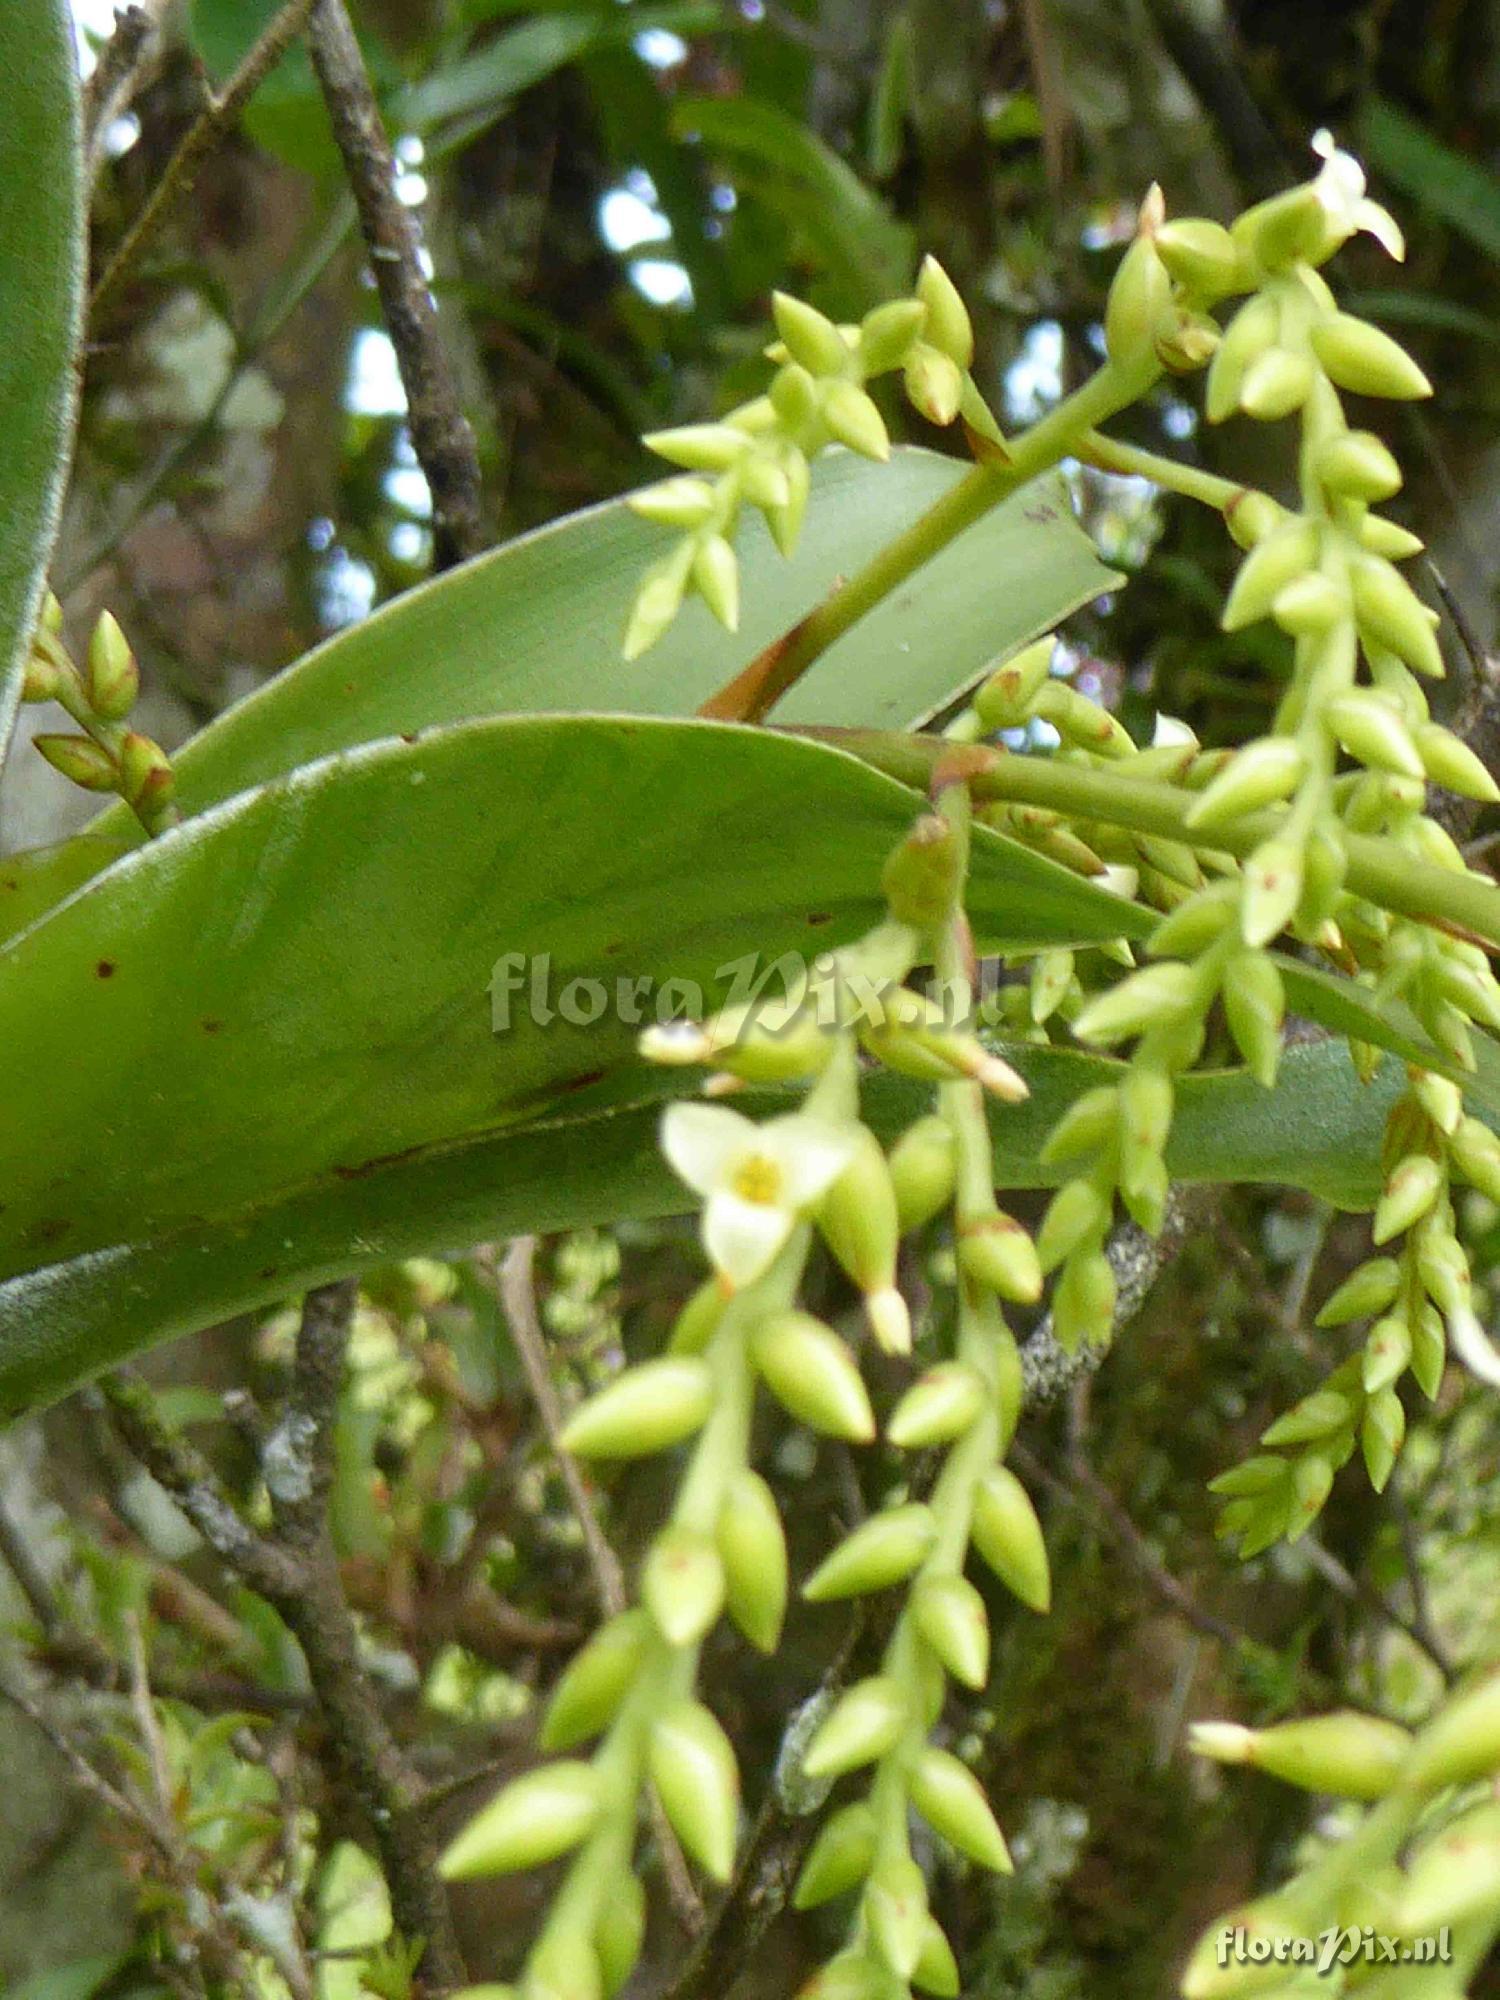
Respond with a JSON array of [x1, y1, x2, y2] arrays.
[[753, 1309, 876, 1440], [1318, 429, 1402, 501], [643, 1525, 725, 1647], [1153, 217, 1242, 298], [888, 1115, 958, 1232], [767, 448, 811, 555], [596, 1875, 646, 1997], [1223, 950, 1285, 1088], [1410, 1301, 1447, 1400], [1290, 1449, 1336, 1535], [1451, 1116, 1500, 1201], [1310, 313, 1433, 401], [771, 361, 821, 429], [1187, 1710, 1412, 1800], [1373, 1153, 1444, 1244], [628, 476, 719, 529], [912, 1917, 961, 1999], [1326, 689, 1425, 777], [1401, 1667, 1500, 1790], [85, 611, 138, 720], [803, 1677, 909, 1779], [815, 1127, 904, 1343], [21, 643, 62, 702], [118, 731, 175, 817], [1221, 523, 1319, 632], [1260, 1385, 1352, 1448], [1120, 1066, 1174, 1162], [650, 1700, 740, 1882], [913, 1573, 990, 1690], [1051, 1247, 1117, 1355], [1105, 234, 1172, 374], [882, 812, 962, 927], [526, 1934, 602, 2000], [1029, 947, 1075, 1024], [1036, 1178, 1107, 1274], [1031, 679, 1136, 757], [916, 256, 974, 365], [971, 1465, 1050, 1612], [541, 1610, 650, 1751], [794, 1800, 878, 1908], [1232, 181, 1326, 271], [1271, 572, 1346, 635], [643, 423, 752, 471], [821, 381, 890, 461], [1072, 961, 1200, 1045], [1361, 1384, 1405, 1491], [1414, 1071, 1462, 1135], [909, 1747, 1013, 1873], [888, 1363, 986, 1450], [773, 292, 849, 375], [1241, 837, 1304, 949], [1239, 347, 1314, 421], [797, 1953, 893, 2000], [859, 298, 927, 374], [559, 1358, 714, 1459], [1224, 487, 1285, 550], [1208, 1454, 1288, 1500], [439, 1761, 601, 1879], [1362, 1314, 1412, 1394], [34, 732, 117, 792], [1414, 722, 1500, 801], [1396, 1804, 1500, 1933], [866, 1854, 928, 1979], [973, 634, 1056, 728], [1155, 308, 1220, 374], [803, 1502, 937, 1602], [1206, 295, 1278, 424], [1041, 1084, 1120, 1165], [1361, 513, 1424, 560], [1185, 738, 1307, 832], [692, 533, 740, 631], [717, 1468, 787, 1653], [957, 1211, 1043, 1303], [669, 1279, 727, 1355], [624, 552, 690, 660], [903, 345, 964, 426], [741, 451, 792, 509]]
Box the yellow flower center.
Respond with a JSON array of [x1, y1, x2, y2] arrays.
[[731, 1153, 784, 1206]]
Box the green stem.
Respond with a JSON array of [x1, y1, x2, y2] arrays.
[[1076, 430, 1253, 513]]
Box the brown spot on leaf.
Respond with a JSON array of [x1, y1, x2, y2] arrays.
[[202, 1018, 222, 1034], [96, 959, 116, 979]]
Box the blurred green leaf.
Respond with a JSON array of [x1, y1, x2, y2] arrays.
[[1362, 98, 1500, 263]]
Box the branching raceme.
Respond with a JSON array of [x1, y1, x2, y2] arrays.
[[423, 138, 1500, 2000]]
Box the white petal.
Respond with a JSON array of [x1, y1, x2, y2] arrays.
[[702, 1190, 793, 1286], [1448, 1304, 1500, 1389], [760, 1115, 859, 1211], [1152, 712, 1198, 749], [661, 1101, 756, 1198], [1355, 197, 1405, 261]]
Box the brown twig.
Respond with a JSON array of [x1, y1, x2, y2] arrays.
[[90, 0, 319, 319], [304, 0, 486, 568], [82, 1, 164, 182]]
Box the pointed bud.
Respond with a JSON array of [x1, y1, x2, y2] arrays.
[[624, 554, 689, 660], [913, 1573, 990, 1689], [821, 381, 890, 461], [1318, 429, 1402, 501], [771, 361, 822, 429], [793, 1801, 878, 1908], [1071, 962, 1200, 1045], [802, 1676, 909, 1779], [1221, 524, 1319, 632], [559, 1359, 713, 1459], [1451, 1116, 1500, 1202], [912, 1918, 960, 1999], [643, 1525, 725, 1646], [882, 813, 961, 928], [1206, 294, 1278, 424], [1187, 1710, 1411, 1799], [1120, 1066, 1173, 1162], [1414, 722, 1500, 801], [859, 298, 927, 374], [1051, 1247, 1117, 1355], [21, 643, 61, 702], [888, 1115, 958, 1232], [803, 1503, 937, 1602], [973, 634, 1055, 728], [1410, 1302, 1447, 1400], [1396, 1804, 1500, 1933], [669, 1278, 727, 1356], [767, 448, 811, 555], [1352, 558, 1443, 680], [1040, 1084, 1120, 1166], [957, 1212, 1043, 1303], [1104, 235, 1171, 374], [1414, 1071, 1462, 1135], [1241, 837, 1304, 948], [971, 1465, 1050, 1612], [439, 1762, 601, 1879], [527, 1934, 602, 2000], [649, 1701, 740, 1882], [692, 533, 740, 631], [741, 452, 791, 509], [1326, 690, 1424, 777], [1260, 1386, 1352, 1448], [916, 257, 973, 364], [33, 732, 117, 791], [716, 1469, 787, 1653], [1224, 487, 1285, 550], [1239, 347, 1314, 421], [903, 345, 964, 426], [1035, 1178, 1107, 1274], [796, 1954, 891, 2000], [541, 1610, 649, 1751], [772, 292, 848, 375], [596, 1875, 646, 1997], [1373, 1153, 1443, 1244], [1029, 947, 1075, 1024], [1361, 513, 1424, 560], [909, 1748, 1012, 1872], [866, 1854, 927, 1980], [1153, 218, 1242, 298], [644, 423, 752, 471], [1271, 572, 1346, 635], [1361, 1315, 1412, 1394], [85, 612, 138, 719], [1224, 951, 1285, 1088], [888, 1363, 986, 1449], [752, 1309, 876, 1440], [1311, 314, 1433, 400], [1361, 1384, 1405, 1491], [1233, 181, 1326, 270], [628, 476, 719, 529], [1403, 1667, 1500, 1789]]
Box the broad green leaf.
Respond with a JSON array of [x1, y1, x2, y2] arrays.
[[0, 714, 1487, 1412], [0, 451, 1115, 934], [1361, 98, 1500, 264], [0, 0, 82, 765]]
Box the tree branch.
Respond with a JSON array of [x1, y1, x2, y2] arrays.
[[304, 0, 486, 568]]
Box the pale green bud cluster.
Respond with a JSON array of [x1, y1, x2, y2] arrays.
[[623, 257, 976, 659], [22, 597, 178, 835]]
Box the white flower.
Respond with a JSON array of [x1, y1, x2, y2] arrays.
[[661, 1102, 858, 1288], [1152, 712, 1198, 750], [1311, 130, 1405, 261]]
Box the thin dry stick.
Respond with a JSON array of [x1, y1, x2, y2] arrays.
[[304, 0, 486, 568], [90, 0, 318, 317], [82, 1, 163, 182]]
